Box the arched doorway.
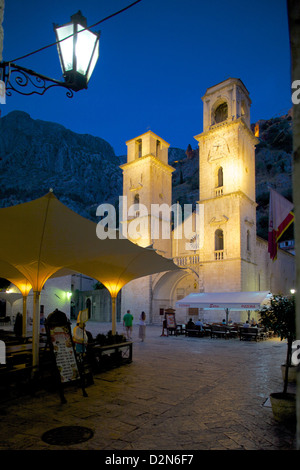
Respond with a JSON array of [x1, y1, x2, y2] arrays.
[[152, 269, 198, 324]]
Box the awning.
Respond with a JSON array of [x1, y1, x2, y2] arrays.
[[175, 291, 271, 310], [0, 192, 179, 366]]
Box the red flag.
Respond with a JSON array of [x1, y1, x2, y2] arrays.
[[268, 189, 294, 260]]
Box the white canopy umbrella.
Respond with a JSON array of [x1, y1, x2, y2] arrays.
[[0, 292, 23, 305], [175, 291, 271, 322], [0, 192, 179, 367]]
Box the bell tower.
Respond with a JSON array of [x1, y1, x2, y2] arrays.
[[120, 130, 175, 256], [194, 78, 259, 291]]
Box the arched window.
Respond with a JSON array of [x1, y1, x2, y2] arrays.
[[247, 230, 250, 251], [133, 193, 140, 217], [217, 167, 223, 187], [241, 100, 247, 118], [136, 139, 142, 158], [214, 102, 228, 124], [156, 139, 160, 157], [215, 229, 224, 251]]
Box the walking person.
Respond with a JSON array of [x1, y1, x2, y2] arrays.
[[123, 309, 134, 340], [138, 311, 146, 342], [161, 317, 168, 336]]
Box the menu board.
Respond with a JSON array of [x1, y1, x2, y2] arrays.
[[166, 313, 176, 329], [49, 325, 79, 383]]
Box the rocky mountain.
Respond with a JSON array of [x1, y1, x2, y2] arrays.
[[0, 111, 122, 219], [253, 112, 293, 239], [0, 110, 294, 241]]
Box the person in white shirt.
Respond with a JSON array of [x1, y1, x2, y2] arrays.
[[138, 311, 146, 342]]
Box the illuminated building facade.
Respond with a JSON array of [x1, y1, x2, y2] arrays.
[[120, 78, 295, 324]]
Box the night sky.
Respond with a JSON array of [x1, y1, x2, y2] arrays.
[[0, 0, 292, 156]]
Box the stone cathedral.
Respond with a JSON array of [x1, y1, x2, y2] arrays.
[[119, 78, 295, 324]]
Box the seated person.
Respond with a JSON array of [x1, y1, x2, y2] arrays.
[[243, 320, 250, 328], [195, 319, 204, 330], [186, 318, 195, 329]]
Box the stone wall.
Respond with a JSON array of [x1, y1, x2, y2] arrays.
[[255, 237, 296, 294], [121, 275, 152, 324], [10, 276, 72, 325], [77, 288, 121, 324]]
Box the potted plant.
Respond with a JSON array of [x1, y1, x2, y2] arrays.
[[259, 294, 296, 423]]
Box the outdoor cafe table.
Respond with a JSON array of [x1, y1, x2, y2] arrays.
[[5, 342, 47, 364], [175, 324, 186, 335]]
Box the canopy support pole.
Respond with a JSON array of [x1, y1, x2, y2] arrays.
[[111, 295, 117, 335], [22, 295, 27, 336], [225, 308, 229, 325], [32, 291, 41, 368]]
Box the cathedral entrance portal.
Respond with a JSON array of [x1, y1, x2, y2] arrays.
[[152, 270, 199, 324]]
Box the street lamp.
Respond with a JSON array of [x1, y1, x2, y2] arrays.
[[54, 11, 100, 92], [0, 11, 100, 97]]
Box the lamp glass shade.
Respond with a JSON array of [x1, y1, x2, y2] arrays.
[[56, 24, 74, 73], [87, 43, 99, 82], [76, 25, 99, 81], [54, 12, 100, 90]]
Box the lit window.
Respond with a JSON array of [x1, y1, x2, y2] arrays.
[[136, 139, 142, 158], [247, 230, 251, 251], [215, 229, 224, 251], [217, 167, 223, 187], [214, 102, 228, 124]]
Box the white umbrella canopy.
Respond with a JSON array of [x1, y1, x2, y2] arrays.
[[0, 292, 23, 305], [0, 192, 179, 366], [0, 263, 86, 336], [0, 261, 33, 335], [175, 291, 271, 310], [175, 291, 271, 323]]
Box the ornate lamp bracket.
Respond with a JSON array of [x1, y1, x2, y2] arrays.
[[0, 62, 75, 98]]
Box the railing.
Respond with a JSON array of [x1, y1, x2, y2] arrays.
[[175, 252, 225, 263], [174, 255, 200, 266], [214, 186, 223, 197], [214, 250, 224, 260]]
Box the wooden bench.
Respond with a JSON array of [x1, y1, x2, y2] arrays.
[[239, 327, 260, 341], [185, 326, 204, 337], [89, 341, 133, 372], [0, 360, 36, 399], [226, 326, 239, 338], [210, 325, 230, 339]]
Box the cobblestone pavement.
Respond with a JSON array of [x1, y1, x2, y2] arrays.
[[0, 322, 297, 452]]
